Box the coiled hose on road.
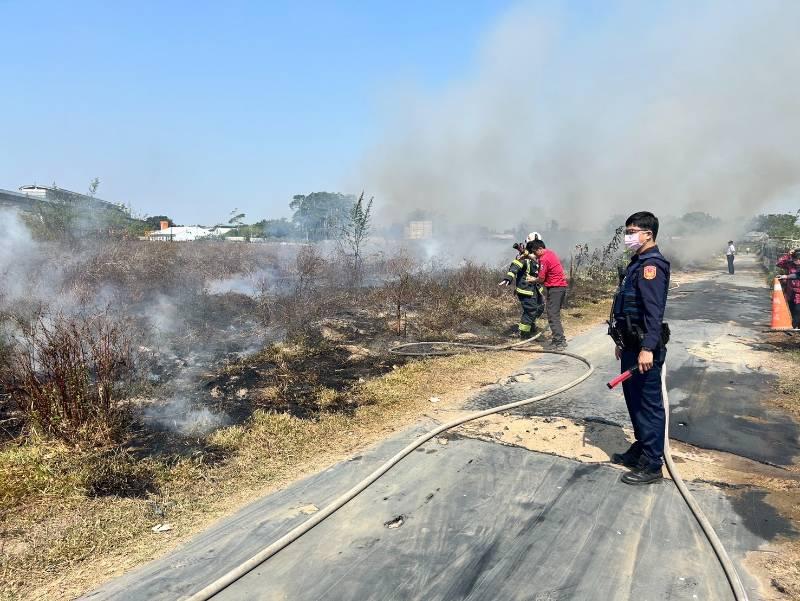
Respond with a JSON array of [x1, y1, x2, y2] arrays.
[[183, 335, 747, 601]]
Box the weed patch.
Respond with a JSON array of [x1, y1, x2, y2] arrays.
[[1, 314, 136, 446]]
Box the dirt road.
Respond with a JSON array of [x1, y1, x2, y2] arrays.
[[82, 256, 799, 600]]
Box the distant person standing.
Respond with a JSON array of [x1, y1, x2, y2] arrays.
[[530, 240, 569, 350], [726, 240, 736, 274]]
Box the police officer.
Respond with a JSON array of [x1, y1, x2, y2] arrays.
[[500, 240, 544, 338], [608, 211, 671, 485]]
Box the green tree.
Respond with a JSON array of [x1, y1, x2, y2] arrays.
[[290, 192, 355, 241], [750, 212, 800, 238], [340, 192, 374, 280], [228, 209, 247, 238], [676, 212, 721, 234], [144, 215, 174, 229], [256, 218, 296, 239], [88, 177, 101, 197]]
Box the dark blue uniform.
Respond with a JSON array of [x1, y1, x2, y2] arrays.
[[612, 246, 670, 471]]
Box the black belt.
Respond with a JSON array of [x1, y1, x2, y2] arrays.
[[609, 319, 670, 350]]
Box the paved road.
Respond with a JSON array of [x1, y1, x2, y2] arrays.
[[471, 256, 799, 467], [83, 256, 797, 601]]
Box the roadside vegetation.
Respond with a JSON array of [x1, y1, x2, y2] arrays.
[[0, 204, 623, 600]]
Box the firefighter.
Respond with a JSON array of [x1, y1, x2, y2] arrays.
[[777, 249, 800, 328], [500, 240, 544, 338]]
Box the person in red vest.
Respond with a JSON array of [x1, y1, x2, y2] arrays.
[[777, 249, 800, 328], [529, 239, 569, 349]]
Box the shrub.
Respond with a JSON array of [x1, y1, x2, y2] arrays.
[[260, 245, 329, 338], [384, 253, 416, 335], [1, 313, 136, 446]]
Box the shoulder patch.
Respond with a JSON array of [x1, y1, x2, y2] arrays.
[[643, 265, 657, 280]]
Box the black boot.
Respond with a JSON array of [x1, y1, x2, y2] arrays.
[[621, 466, 663, 485], [610, 443, 642, 469], [610, 452, 640, 469]]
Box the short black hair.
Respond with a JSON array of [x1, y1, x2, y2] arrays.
[[728, 240, 734, 244], [529, 240, 546, 252], [625, 211, 659, 240]]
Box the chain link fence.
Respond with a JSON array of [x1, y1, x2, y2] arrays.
[[761, 238, 800, 271]]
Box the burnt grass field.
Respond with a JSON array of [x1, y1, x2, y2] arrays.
[[0, 233, 620, 599], [0, 235, 622, 469], [0, 233, 622, 452]]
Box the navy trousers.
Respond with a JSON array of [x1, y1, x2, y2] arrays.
[[620, 347, 667, 470]]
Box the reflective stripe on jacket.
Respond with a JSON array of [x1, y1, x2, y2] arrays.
[[505, 256, 541, 297]]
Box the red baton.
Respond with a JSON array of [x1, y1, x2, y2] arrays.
[[607, 367, 638, 390]]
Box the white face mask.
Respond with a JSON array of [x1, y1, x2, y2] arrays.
[[624, 233, 644, 250]]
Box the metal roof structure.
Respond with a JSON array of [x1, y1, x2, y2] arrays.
[[18, 184, 126, 214]]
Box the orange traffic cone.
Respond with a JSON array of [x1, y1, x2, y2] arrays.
[[771, 278, 794, 330]]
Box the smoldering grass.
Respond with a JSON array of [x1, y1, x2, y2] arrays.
[[143, 397, 229, 436]]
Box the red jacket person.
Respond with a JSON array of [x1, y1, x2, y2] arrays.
[[529, 240, 569, 350], [777, 250, 800, 328]]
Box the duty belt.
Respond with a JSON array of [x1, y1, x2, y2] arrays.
[[607, 316, 671, 350]]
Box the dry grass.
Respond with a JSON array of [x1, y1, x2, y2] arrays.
[[0, 240, 616, 600], [764, 345, 800, 420], [0, 346, 537, 601], [752, 344, 800, 599]]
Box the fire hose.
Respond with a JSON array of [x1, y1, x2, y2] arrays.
[[608, 363, 749, 600], [183, 334, 747, 601]]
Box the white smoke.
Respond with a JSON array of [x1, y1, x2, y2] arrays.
[[206, 269, 275, 297], [144, 396, 228, 436], [0, 209, 47, 305], [0, 209, 272, 436], [361, 1, 800, 229]]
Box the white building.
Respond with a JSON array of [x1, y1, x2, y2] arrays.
[[147, 226, 212, 242], [405, 220, 433, 240]]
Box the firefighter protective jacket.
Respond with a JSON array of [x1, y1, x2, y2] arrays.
[[504, 255, 542, 298]]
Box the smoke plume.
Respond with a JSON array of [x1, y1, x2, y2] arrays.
[[0, 208, 276, 436], [362, 1, 800, 230]]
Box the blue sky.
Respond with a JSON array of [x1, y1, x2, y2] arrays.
[[0, 0, 523, 224], [1, 1, 795, 226]]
